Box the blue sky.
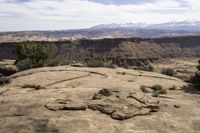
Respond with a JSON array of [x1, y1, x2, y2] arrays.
[[0, 0, 199, 31]]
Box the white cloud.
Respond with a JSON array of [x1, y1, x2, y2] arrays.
[[0, 0, 199, 31]]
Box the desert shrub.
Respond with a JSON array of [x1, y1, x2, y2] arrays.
[[152, 91, 160, 97], [169, 85, 177, 90], [176, 69, 189, 74], [134, 64, 154, 72], [60, 60, 72, 66], [116, 71, 127, 75], [121, 71, 126, 75], [103, 60, 114, 68], [22, 84, 44, 90], [16, 58, 32, 71], [161, 68, 176, 76], [140, 85, 152, 93], [197, 59, 200, 71], [87, 59, 104, 67], [87, 56, 114, 68], [140, 85, 146, 91], [158, 89, 167, 94], [48, 59, 60, 67], [151, 84, 167, 95], [148, 64, 154, 71], [189, 59, 200, 88], [142, 64, 154, 72], [189, 72, 200, 86], [14, 42, 54, 70], [151, 84, 163, 91]]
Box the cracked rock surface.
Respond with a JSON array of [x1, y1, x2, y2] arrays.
[[45, 89, 159, 120]]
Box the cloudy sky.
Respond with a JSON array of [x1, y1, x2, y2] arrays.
[[0, 0, 200, 31]]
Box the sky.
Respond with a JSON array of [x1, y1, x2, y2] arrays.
[[0, 0, 200, 31]]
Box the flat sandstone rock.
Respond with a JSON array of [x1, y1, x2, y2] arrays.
[[45, 89, 159, 120]]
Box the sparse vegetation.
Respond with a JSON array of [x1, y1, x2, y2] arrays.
[[14, 42, 54, 71], [189, 59, 200, 88], [48, 59, 60, 67], [140, 85, 146, 92], [16, 58, 32, 71], [133, 64, 154, 72], [161, 68, 176, 76], [87, 56, 114, 68], [116, 71, 127, 75], [22, 84, 44, 90], [151, 84, 163, 91], [121, 71, 126, 75], [152, 91, 160, 97], [159, 89, 167, 94], [87, 59, 103, 67], [140, 85, 152, 93], [151, 84, 167, 95], [169, 85, 177, 90]]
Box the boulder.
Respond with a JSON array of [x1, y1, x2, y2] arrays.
[[0, 65, 18, 76], [0, 76, 9, 85]]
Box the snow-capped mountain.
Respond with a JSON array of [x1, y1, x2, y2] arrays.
[[148, 21, 200, 31], [91, 23, 148, 29], [91, 21, 200, 31]]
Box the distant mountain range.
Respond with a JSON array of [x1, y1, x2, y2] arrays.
[[1, 21, 200, 42], [91, 21, 200, 31]]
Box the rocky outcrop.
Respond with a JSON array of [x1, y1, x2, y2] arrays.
[[0, 60, 18, 76], [0, 65, 18, 76], [45, 89, 159, 120], [89, 89, 159, 120]]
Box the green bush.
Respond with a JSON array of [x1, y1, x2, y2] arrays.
[[14, 42, 54, 70], [189, 72, 200, 86], [189, 59, 200, 89], [87, 59, 104, 67], [87, 56, 114, 68], [161, 68, 176, 76], [48, 59, 60, 67], [16, 58, 32, 71], [103, 60, 114, 68]]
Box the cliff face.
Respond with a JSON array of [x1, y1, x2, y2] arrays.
[[1, 36, 200, 66]]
